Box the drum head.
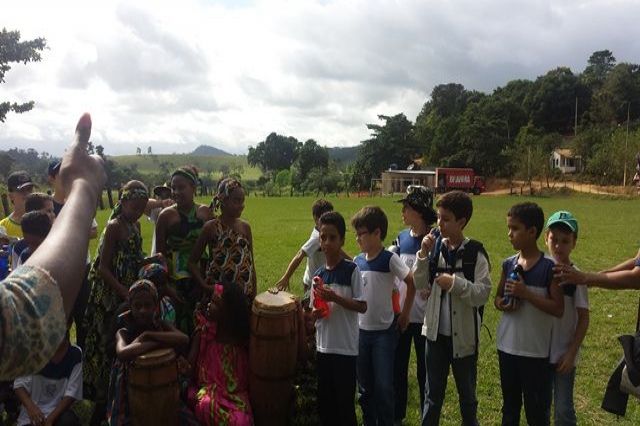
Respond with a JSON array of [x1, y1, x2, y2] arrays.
[[253, 290, 297, 314]]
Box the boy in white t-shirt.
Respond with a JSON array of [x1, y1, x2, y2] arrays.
[[311, 211, 367, 426], [352, 206, 415, 425], [13, 334, 82, 426], [276, 199, 335, 305], [545, 211, 589, 426]]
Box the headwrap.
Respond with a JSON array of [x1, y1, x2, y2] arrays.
[[138, 263, 168, 281], [128, 279, 159, 303], [171, 167, 198, 186], [109, 186, 149, 220], [211, 178, 242, 212]]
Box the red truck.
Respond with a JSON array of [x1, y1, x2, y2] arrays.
[[435, 168, 485, 195]]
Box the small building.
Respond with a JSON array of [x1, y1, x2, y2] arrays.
[[379, 169, 436, 194], [551, 149, 582, 174]]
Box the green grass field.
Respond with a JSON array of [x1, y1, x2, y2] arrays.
[[88, 193, 640, 425]]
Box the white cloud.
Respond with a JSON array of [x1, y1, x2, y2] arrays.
[[0, 0, 639, 156]]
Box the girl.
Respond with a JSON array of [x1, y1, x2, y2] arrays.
[[138, 258, 178, 325], [155, 166, 212, 336], [391, 185, 437, 423], [189, 178, 257, 304], [83, 180, 149, 424], [187, 281, 253, 425], [107, 280, 190, 425]]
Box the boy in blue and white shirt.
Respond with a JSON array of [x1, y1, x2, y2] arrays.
[[311, 211, 367, 426], [352, 206, 415, 425]]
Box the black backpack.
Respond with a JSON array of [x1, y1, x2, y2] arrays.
[[429, 238, 490, 351]]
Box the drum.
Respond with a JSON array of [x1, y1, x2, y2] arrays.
[[128, 348, 179, 426], [250, 290, 299, 426]]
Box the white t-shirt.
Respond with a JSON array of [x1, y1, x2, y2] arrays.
[[550, 283, 589, 364], [497, 254, 556, 358], [14, 345, 83, 426], [311, 259, 364, 356], [391, 229, 427, 324], [355, 250, 411, 331], [301, 228, 325, 288]]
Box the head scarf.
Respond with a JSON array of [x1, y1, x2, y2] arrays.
[[211, 177, 242, 213], [128, 279, 159, 303], [171, 167, 198, 186], [138, 262, 168, 281], [109, 186, 149, 220]]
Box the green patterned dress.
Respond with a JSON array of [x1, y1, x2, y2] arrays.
[[83, 221, 143, 402]]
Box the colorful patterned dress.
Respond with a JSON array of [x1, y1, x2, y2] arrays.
[[188, 312, 252, 426], [165, 205, 205, 336], [206, 220, 255, 302], [83, 222, 143, 402]]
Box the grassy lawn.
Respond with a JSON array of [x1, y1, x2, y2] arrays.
[[88, 193, 640, 424]]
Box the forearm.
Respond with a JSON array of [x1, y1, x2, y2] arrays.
[[145, 331, 189, 348], [523, 291, 563, 317], [402, 284, 416, 318], [333, 296, 367, 313], [188, 260, 210, 291], [47, 396, 76, 424], [569, 309, 589, 352], [100, 266, 128, 299], [117, 341, 160, 361], [14, 387, 36, 409], [26, 181, 97, 315], [603, 257, 638, 273], [585, 270, 640, 289], [281, 251, 305, 281]]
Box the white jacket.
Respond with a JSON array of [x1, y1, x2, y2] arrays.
[[414, 238, 491, 358]]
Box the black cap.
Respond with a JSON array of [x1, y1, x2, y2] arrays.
[[47, 160, 61, 177], [7, 171, 35, 192], [397, 185, 437, 224], [153, 184, 172, 198]]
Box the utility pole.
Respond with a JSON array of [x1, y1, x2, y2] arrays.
[[624, 101, 631, 186], [574, 97, 578, 137]]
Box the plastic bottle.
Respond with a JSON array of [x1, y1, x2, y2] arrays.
[[0, 245, 10, 280], [312, 276, 330, 318], [504, 265, 524, 305]]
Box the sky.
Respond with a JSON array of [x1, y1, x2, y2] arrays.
[[1, 0, 639, 156]]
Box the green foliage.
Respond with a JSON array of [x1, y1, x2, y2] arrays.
[[248, 132, 301, 173], [0, 28, 47, 122]]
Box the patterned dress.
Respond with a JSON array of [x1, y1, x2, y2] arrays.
[[165, 205, 205, 336], [206, 220, 255, 302], [83, 222, 143, 401], [188, 312, 252, 426]]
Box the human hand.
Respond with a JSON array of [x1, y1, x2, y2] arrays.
[[554, 264, 587, 286], [556, 349, 577, 374], [419, 232, 437, 257], [58, 113, 106, 202], [419, 288, 431, 300], [311, 309, 324, 320], [26, 404, 46, 426], [435, 273, 454, 291], [162, 198, 174, 208], [276, 278, 289, 291], [495, 296, 519, 312], [397, 312, 410, 332], [504, 275, 528, 299], [314, 285, 337, 303]]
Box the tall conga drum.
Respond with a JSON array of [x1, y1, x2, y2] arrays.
[[128, 348, 179, 426], [250, 290, 299, 426]]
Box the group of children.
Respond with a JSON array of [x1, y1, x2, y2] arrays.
[[280, 190, 588, 426]]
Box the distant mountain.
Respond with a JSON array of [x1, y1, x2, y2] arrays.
[[191, 145, 232, 156], [328, 146, 359, 164]]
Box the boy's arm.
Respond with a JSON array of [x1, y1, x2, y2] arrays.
[[448, 252, 491, 307], [494, 269, 517, 311], [14, 382, 46, 426], [412, 234, 436, 290], [556, 264, 640, 289], [509, 274, 564, 317], [45, 396, 76, 426], [601, 249, 640, 272], [276, 250, 307, 291], [115, 329, 160, 361], [139, 323, 189, 348], [46, 357, 82, 426], [399, 272, 416, 332], [557, 306, 589, 374], [314, 269, 367, 313]]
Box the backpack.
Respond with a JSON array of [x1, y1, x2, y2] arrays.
[[428, 237, 490, 351]]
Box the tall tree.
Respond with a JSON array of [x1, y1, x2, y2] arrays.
[[291, 139, 329, 187], [247, 132, 301, 173], [582, 50, 616, 90], [0, 28, 47, 122]]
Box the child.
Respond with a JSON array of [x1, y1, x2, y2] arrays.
[[311, 211, 367, 426], [83, 180, 149, 423], [390, 185, 437, 423], [17, 210, 52, 265], [13, 333, 82, 426], [545, 211, 589, 426], [276, 199, 335, 305], [138, 258, 178, 325], [187, 281, 253, 425], [352, 206, 415, 425], [11, 193, 55, 270], [494, 202, 564, 426], [0, 171, 35, 239], [413, 190, 491, 425], [107, 280, 189, 425]]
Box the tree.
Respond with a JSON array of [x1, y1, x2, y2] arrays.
[[582, 50, 616, 90], [291, 139, 329, 188], [0, 29, 47, 122], [247, 132, 301, 173]]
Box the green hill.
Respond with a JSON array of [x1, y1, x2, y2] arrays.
[[191, 145, 231, 156], [328, 145, 359, 164]]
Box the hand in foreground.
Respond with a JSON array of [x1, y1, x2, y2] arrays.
[[554, 264, 588, 286], [58, 113, 106, 202], [314, 285, 338, 303]]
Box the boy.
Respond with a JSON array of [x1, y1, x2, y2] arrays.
[[12, 192, 56, 270], [312, 211, 367, 426], [17, 211, 52, 266], [413, 190, 491, 425], [13, 333, 82, 426], [352, 206, 415, 425], [494, 202, 563, 426], [0, 171, 35, 239], [545, 211, 589, 426], [276, 199, 335, 304]]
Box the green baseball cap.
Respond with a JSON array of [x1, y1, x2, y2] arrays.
[[546, 210, 578, 234]]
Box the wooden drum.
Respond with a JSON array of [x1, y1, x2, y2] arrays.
[[250, 290, 299, 426], [128, 348, 179, 426]]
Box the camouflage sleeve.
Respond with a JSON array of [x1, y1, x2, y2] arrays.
[[0, 265, 66, 380]]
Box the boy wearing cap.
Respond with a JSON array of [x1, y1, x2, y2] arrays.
[[414, 190, 491, 425], [545, 211, 589, 426], [47, 161, 65, 216], [0, 171, 36, 239], [390, 185, 437, 423]]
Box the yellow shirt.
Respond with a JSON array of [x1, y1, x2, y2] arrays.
[[0, 215, 23, 239]]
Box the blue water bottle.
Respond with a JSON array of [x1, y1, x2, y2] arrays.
[[504, 264, 523, 305], [0, 245, 10, 280]]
